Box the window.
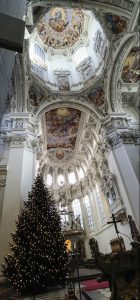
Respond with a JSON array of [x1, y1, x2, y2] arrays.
[[106, 187, 116, 206], [68, 172, 76, 185], [84, 195, 94, 230], [106, 191, 113, 206], [94, 30, 107, 59], [73, 47, 88, 67], [95, 184, 106, 225], [83, 162, 87, 174], [34, 43, 45, 62], [110, 187, 116, 201], [78, 167, 84, 180], [72, 199, 83, 228], [57, 174, 65, 186], [46, 174, 52, 186]]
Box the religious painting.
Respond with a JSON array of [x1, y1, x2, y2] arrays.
[[48, 8, 69, 33], [81, 64, 94, 81], [106, 14, 127, 34], [36, 8, 84, 49], [56, 149, 64, 160], [57, 75, 70, 91], [46, 108, 81, 151], [28, 84, 45, 108], [122, 47, 140, 83], [89, 86, 105, 107]]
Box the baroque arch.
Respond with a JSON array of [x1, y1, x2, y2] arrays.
[[108, 34, 136, 111], [35, 98, 101, 121]]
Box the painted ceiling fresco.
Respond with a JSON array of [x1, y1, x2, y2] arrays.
[[106, 14, 127, 34], [36, 7, 84, 49], [89, 86, 105, 107], [46, 108, 81, 153], [122, 47, 140, 83]]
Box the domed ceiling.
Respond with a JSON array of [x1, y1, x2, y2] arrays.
[[36, 7, 84, 49], [29, 7, 108, 93], [27, 1, 139, 172]]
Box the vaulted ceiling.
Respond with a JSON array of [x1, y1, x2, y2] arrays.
[[24, 1, 139, 170], [2, 0, 139, 176]]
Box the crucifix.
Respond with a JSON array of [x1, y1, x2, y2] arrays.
[[107, 213, 123, 253]]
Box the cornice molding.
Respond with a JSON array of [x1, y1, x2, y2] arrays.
[[31, 0, 135, 14]]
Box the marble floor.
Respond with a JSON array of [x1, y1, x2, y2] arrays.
[[83, 288, 111, 299], [21, 289, 66, 299]]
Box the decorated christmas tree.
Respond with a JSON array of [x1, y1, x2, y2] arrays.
[[2, 174, 68, 294]]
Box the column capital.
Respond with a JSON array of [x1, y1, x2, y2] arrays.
[[106, 129, 140, 151], [1, 132, 37, 151], [2, 134, 27, 148]]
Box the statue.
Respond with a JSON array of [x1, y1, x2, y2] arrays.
[[128, 215, 140, 242], [75, 215, 82, 230], [89, 238, 99, 260]]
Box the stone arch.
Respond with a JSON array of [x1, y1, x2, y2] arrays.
[[35, 98, 101, 121], [108, 34, 135, 111], [32, 1, 134, 18], [33, 98, 101, 148]]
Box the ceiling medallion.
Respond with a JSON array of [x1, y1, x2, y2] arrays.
[[56, 149, 64, 160], [36, 7, 84, 49], [47, 149, 74, 162]]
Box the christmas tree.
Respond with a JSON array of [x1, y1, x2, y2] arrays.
[[2, 174, 68, 294]]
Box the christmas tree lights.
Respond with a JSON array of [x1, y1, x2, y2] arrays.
[[2, 174, 68, 294]]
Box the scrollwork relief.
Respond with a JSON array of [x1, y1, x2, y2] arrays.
[[0, 177, 6, 188], [2, 134, 27, 148]]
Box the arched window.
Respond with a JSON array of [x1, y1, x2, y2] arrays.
[[34, 43, 45, 62], [73, 47, 88, 67], [46, 174, 52, 186], [57, 174, 65, 186], [78, 167, 84, 180], [95, 183, 106, 225], [68, 172, 76, 185], [83, 195, 94, 230], [83, 162, 87, 174], [72, 199, 83, 228]]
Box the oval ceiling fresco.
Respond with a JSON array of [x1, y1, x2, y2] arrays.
[[36, 7, 84, 49]]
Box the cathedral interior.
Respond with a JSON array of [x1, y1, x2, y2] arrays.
[[0, 0, 140, 299]]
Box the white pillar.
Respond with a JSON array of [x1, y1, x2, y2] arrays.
[[0, 137, 35, 270], [80, 195, 91, 259], [108, 144, 139, 227]]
